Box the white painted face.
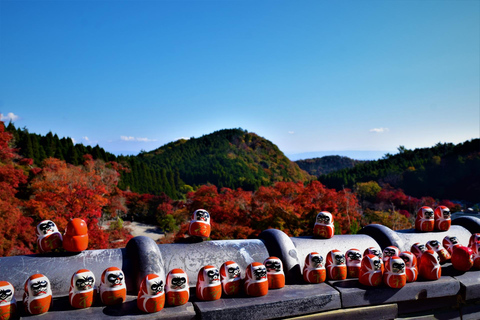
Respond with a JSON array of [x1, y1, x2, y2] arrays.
[[251, 265, 267, 281], [441, 208, 451, 219], [73, 271, 95, 291], [390, 257, 405, 274], [346, 250, 362, 263], [37, 220, 59, 236], [105, 270, 125, 287], [167, 273, 187, 291], [0, 282, 14, 304], [225, 263, 240, 280], [316, 211, 332, 225], [421, 208, 434, 220], [29, 276, 51, 297], [264, 258, 283, 274], [310, 254, 324, 268], [193, 209, 210, 224], [333, 252, 345, 266], [146, 276, 164, 296], [204, 267, 220, 284]]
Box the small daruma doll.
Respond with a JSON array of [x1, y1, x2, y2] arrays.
[[0, 281, 16, 320], [468, 233, 480, 248], [382, 246, 400, 264], [451, 246, 474, 272], [326, 250, 347, 280], [303, 252, 326, 284], [313, 211, 334, 239], [419, 250, 441, 280], [346, 249, 362, 278], [426, 240, 451, 263], [244, 262, 268, 297], [220, 261, 242, 296], [264, 257, 285, 289], [36, 220, 63, 253], [166, 269, 189, 306], [63, 218, 88, 252], [99, 267, 126, 306], [399, 251, 418, 283], [137, 274, 165, 313], [188, 209, 211, 238], [411, 243, 427, 260], [196, 265, 221, 301], [69, 269, 95, 309], [359, 254, 383, 287], [23, 274, 52, 315], [415, 206, 435, 232], [434, 206, 451, 231], [443, 236, 461, 256], [383, 256, 406, 289], [364, 247, 383, 266]]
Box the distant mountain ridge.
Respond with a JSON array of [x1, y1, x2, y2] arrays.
[[295, 156, 366, 176]]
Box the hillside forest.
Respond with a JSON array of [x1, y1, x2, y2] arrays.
[[1, 121, 478, 256]]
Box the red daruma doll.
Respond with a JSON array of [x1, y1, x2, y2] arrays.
[[345, 249, 362, 278], [303, 252, 326, 284], [451, 246, 474, 272], [443, 236, 461, 256], [313, 211, 334, 239], [69, 269, 95, 309], [419, 250, 441, 280], [383, 256, 406, 289], [36, 220, 63, 253], [415, 206, 435, 232], [399, 251, 418, 283], [220, 261, 242, 296], [166, 269, 189, 306], [23, 274, 52, 315], [188, 209, 211, 238], [359, 254, 383, 287], [471, 241, 480, 269], [264, 257, 285, 289], [63, 218, 88, 252], [244, 262, 268, 297], [137, 274, 165, 313], [0, 281, 17, 320], [434, 206, 451, 231], [411, 243, 427, 261], [382, 246, 400, 264], [326, 250, 347, 280], [196, 266, 222, 301], [426, 240, 451, 263], [99, 267, 126, 306]]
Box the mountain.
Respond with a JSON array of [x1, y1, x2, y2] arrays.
[[295, 156, 366, 176], [134, 128, 313, 192], [319, 139, 480, 202]]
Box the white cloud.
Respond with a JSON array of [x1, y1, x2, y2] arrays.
[[0, 112, 19, 122], [71, 138, 77, 144], [288, 131, 295, 134], [121, 136, 157, 142], [369, 127, 389, 133], [83, 136, 89, 141]]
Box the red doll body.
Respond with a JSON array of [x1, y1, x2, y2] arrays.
[[346, 249, 362, 278], [137, 274, 165, 313], [313, 211, 334, 239], [451, 246, 474, 272], [415, 206, 435, 232], [63, 218, 88, 252], [411, 243, 427, 261], [443, 236, 461, 256], [359, 254, 383, 287], [434, 206, 451, 231], [196, 266, 221, 301], [468, 233, 480, 248], [264, 257, 285, 289], [426, 240, 451, 263], [244, 262, 268, 297], [419, 250, 441, 280], [69, 269, 95, 309], [23, 274, 52, 315], [166, 269, 189, 306], [0, 281, 16, 320], [220, 261, 241, 296], [471, 242, 480, 269], [188, 209, 211, 238], [326, 250, 347, 280], [99, 267, 126, 306], [36, 220, 63, 253], [399, 251, 418, 283], [303, 252, 326, 284], [383, 256, 406, 288]]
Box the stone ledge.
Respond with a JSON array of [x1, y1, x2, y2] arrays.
[[193, 283, 341, 320], [286, 304, 398, 320]]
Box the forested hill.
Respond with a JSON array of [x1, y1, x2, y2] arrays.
[[6, 124, 312, 198], [296, 155, 366, 176], [319, 139, 480, 202], [135, 128, 313, 192]]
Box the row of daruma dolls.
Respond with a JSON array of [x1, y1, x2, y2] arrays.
[[0, 257, 285, 318]]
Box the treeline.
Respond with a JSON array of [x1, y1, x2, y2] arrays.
[[296, 155, 366, 176], [320, 140, 480, 202]]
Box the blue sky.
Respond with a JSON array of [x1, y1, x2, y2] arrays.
[[1, 0, 478, 160]]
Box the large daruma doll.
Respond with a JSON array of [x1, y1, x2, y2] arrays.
[[326, 250, 347, 280], [220, 261, 242, 296], [434, 206, 451, 231], [0, 281, 17, 320], [23, 274, 52, 315], [69, 269, 95, 309], [188, 209, 211, 238], [415, 206, 435, 232], [358, 254, 383, 287], [165, 269, 189, 306], [303, 252, 326, 284], [313, 211, 334, 239], [244, 262, 268, 297], [36, 220, 63, 253], [137, 273, 165, 313], [196, 265, 222, 301], [99, 267, 126, 306], [63, 218, 88, 252]]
